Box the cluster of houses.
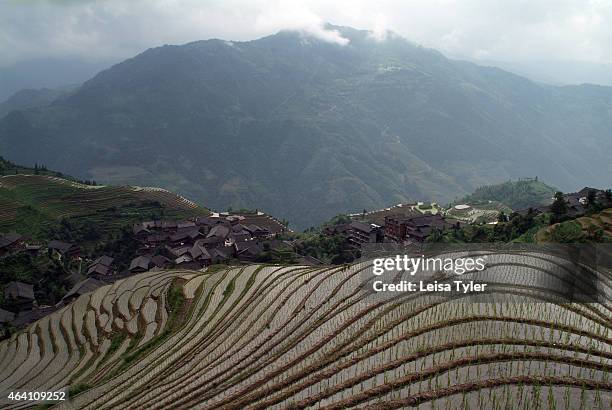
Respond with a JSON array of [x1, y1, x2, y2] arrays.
[[0, 234, 88, 333], [331, 187, 611, 247], [323, 221, 382, 249], [0, 232, 25, 257], [0, 212, 289, 333], [1, 281, 36, 335], [321, 213, 457, 249], [511, 187, 611, 217], [129, 213, 288, 272], [383, 214, 454, 243], [0, 233, 83, 261], [327, 199, 456, 248], [2, 188, 609, 334], [561, 187, 611, 216]]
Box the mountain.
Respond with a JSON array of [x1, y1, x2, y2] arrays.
[[453, 179, 557, 210], [466, 58, 612, 87], [0, 87, 74, 119], [1, 25, 611, 228], [0, 57, 115, 101], [1, 262, 609, 408]]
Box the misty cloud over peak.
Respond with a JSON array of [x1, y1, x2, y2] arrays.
[[2, 0, 612, 71]]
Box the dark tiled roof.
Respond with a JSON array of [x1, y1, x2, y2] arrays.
[[177, 221, 197, 229], [65, 271, 86, 287], [48, 240, 78, 253], [5, 281, 35, 300], [0, 308, 15, 323], [170, 228, 202, 242], [63, 278, 106, 300], [207, 225, 230, 239], [237, 214, 286, 234], [349, 221, 373, 233], [232, 224, 248, 233], [189, 242, 211, 260], [202, 236, 224, 245], [230, 232, 251, 242], [87, 264, 110, 275], [151, 255, 171, 268], [12, 307, 57, 327], [129, 256, 152, 272], [210, 248, 229, 260], [161, 220, 178, 230], [262, 240, 286, 250], [576, 187, 598, 197], [0, 232, 23, 248], [194, 217, 217, 227], [145, 233, 169, 243], [235, 241, 263, 255], [170, 231, 190, 242], [91, 256, 114, 267], [168, 246, 191, 257], [133, 224, 151, 235], [245, 224, 267, 233]]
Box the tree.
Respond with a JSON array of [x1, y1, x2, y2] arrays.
[[550, 191, 567, 216], [585, 224, 603, 242], [425, 229, 444, 243]]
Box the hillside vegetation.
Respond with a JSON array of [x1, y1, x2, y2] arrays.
[[0, 88, 70, 119], [536, 208, 612, 242], [454, 179, 557, 210], [1, 26, 611, 228], [0, 157, 70, 179], [0, 259, 609, 409], [0, 173, 209, 241]]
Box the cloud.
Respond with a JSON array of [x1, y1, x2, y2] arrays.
[[254, 3, 349, 45], [367, 12, 390, 42], [1, 0, 611, 67]]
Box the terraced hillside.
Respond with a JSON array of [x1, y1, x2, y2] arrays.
[[0, 174, 209, 237], [536, 209, 612, 243], [0, 254, 610, 409]]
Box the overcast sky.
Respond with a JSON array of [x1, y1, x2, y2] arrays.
[[2, 0, 612, 68]]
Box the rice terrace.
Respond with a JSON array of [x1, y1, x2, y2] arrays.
[[0, 174, 209, 238], [0, 248, 610, 409], [1, 2, 612, 408]]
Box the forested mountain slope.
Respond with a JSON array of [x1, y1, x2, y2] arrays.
[[1, 25, 611, 228], [453, 179, 557, 210]]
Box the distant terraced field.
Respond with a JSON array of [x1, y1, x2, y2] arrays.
[[0, 174, 209, 236], [536, 208, 612, 243], [0, 250, 610, 409]]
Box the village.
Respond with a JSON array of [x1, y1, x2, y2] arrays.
[[0, 186, 608, 335], [0, 211, 294, 334]]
